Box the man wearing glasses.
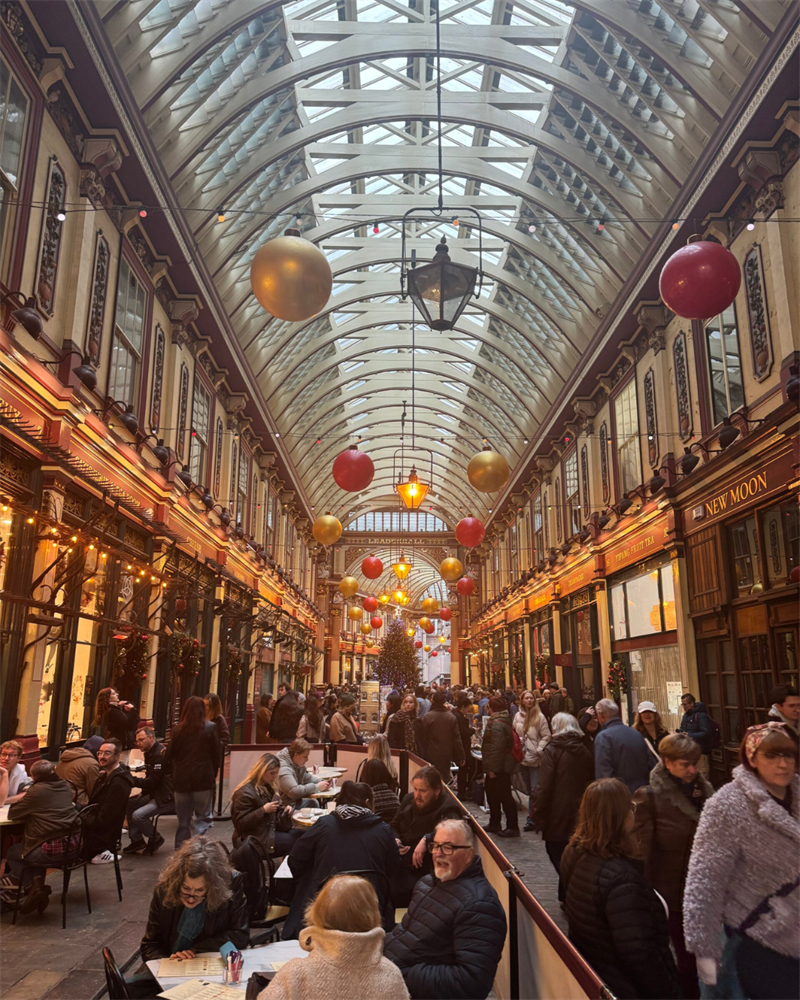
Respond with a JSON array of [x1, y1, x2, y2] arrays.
[[385, 818, 507, 999], [0, 741, 32, 806]]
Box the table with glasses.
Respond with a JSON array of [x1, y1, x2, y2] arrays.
[[146, 941, 308, 993]]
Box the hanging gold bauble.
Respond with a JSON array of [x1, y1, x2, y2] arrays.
[[438, 635, 447, 643], [250, 229, 332, 322], [423, 644, 431, 652], [348, 606, 363, 621], [360, 622, 372, 634], [312, 512, 342, 546], [440, 557, 463, 582], [421, 597, 439, 614], [418, 616, 431, 630], [467, 449, 510, 493], [339, 576, 359, 598]]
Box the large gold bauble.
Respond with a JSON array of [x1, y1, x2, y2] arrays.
[[438, 635, 447, 643], [423, 644, 431, 652], [348, 606, 363, 621], [360, 622, 372, 634], [312, 513, 342, 546], [421, 597, 439, 614], [339, 576, 359, 598], [250, 232, 332, 322], [440, 557, 463, 582], [418, 616, 432, 630], [467, 449, 510, 493]]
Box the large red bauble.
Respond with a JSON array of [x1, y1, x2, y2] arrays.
[[659, 240, 741, 320], [332, 445, 374, 492], [455, 517, 485, 548], [439, 607, 452, 621], [424, 623, 434, 634], [370, 616, 383, 629], [456, 576, 476, 597], [362, 596, 378, 613], [432, 650, 438, 657], [791, 565, 800, 584], [361, 555, 383, 579], [414, 640, 423, 649]]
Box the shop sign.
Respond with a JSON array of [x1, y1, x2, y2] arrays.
[[527, 586, 553, 612], [605, 518, 670, 575], [506, 604, 526, 623], [559, 559, 594, 598], [690, 452, 793, 529]]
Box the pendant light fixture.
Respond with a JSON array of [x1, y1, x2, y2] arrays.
[[393, 402, 434, 510], [392, 550, 413, 581]]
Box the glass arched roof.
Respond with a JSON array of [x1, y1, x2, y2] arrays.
[[103, 0, 786, 522]]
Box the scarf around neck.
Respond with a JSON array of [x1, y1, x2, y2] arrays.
[[335, 804, 373, 821], [392, 709, 418, 753]]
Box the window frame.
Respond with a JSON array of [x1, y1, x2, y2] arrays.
[[236, 446, 251, 530], [188, 372, 213, 488], [562, 447, 580, 539], [108, 250, 152, 413], [703, 303, 744, 427], [612, 375, 643, 500], [531, 489, 544, 564]]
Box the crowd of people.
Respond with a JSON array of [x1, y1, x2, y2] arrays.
[[0, 677, 797, 1000]]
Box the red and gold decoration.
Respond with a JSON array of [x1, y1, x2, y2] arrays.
[[370, 616, 383, 629], [456, 576, 476, 596], [414, 640, 423, 649], [455, 516, 485, 548], [440, 557, 463, 582], [439, 606, 452, 621], [361, 555, 383, 579], [421, 597, 439, 614], [391, 551, 412, 581], [312, 512, 342, 546], [332, 445, 375, 492], [395, 466, 429, 509], [432, 650, 438, 657], [250, 229, 332, 322], [418, 616, 432, 630], [423, 644, 431, 652], [659, 238, 741, 320], [606, 659, 628, 701], [171, 632, 200, 678], [113, 627, 149, 688], [339, 576, 359, 598], [347, 606, 363, 621], [423, 622, 434, 634], [363, 595, 378, 613], [467, 449, 509, 493]]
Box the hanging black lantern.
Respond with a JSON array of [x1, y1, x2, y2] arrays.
[[406, 237, 477, 331]]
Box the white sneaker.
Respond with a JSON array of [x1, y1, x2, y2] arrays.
[[90, 850, 118, 865]]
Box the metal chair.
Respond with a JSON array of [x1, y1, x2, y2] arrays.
[[249, 852, 290, 946], [102, 947, 132, 1000], [11, 809, 93, 929]]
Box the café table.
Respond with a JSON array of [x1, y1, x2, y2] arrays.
[[146, 941, 307, 993]]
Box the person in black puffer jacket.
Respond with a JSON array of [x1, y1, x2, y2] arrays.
[[384, 817, 506, 1000], [164, 696, 221, 849], [530, 712, 594, 901], [560, 777, 681, 1000], [480, 696, 519, 836]]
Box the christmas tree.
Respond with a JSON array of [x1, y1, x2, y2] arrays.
[[377, 618, 421, 692]]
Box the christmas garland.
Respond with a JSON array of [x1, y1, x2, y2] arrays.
[[606, 659, 628, 701], [534, 654, 549, 687], [113, 627, 149, 685], [511, 657, 526, 686], [172, 632, 201, 677], [227, 649, 244, 682]]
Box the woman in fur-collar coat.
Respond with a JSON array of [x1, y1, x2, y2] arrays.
[[683, 723, 799, 1000], [633, 734, 714, 999]]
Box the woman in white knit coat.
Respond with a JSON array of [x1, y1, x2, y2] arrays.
[[260, 875, 408, 1000], [683, 722, 799, 1000], [513, 690, 551, 833]]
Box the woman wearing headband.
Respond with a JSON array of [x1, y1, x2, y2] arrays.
[[683, 722, 799, 999]]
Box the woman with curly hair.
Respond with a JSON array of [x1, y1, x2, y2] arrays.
[[93, 687, 139, 749], [128, 838, 249, 997]]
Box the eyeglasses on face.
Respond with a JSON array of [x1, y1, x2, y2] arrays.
[[0, 751, 19, 759], [180, 886, 208, 899], [428, 841, 471, 855]]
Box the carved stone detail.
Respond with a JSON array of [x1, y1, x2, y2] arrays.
[[1, 3, 43, 74], [213, 417, 224, 498], [86, 230, 110, 366], [225, 394, 248, 430], [673, 331, 693, 441], [580, 445, 590, 520], [176, 363, 189, 461], [150, 325, 165, 432], [229, 439, 238, 504], [36, 160, 66, 316], [599, 422, 610, 506], [643, 368, 659, 468], [169, 300, 200, 349], [743, 244, 773, 382]]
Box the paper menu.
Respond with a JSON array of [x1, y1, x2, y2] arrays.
[[157, 957, 226, 977], [158, 980, 242, 1000]]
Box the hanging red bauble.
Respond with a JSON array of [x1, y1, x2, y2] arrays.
[[432, 650, 438, 657], [659, 239, 741, 320], [370, 616, 383, 629], [175, 597, 186, 614], [361, 555, 383, 579], [363, 596, 378, 613], [439, 607, 452, 621], [332, 445, 375, 492], [414, 640, 423, 649], [455, 517, 485, 548], [424, 623, 434, 634], [791, 565, 800, 584], [456, 576, 476, 596]]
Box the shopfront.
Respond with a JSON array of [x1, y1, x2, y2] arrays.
[[557, 558, 601, 709], [684, 448, 799, 784], [528, 584, 555, 689]]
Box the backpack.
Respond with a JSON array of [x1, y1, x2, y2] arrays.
[[229, 836, 268, 922], [511, 728, 524, 763]]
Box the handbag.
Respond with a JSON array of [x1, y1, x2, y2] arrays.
[[245, 972, 271, 999]]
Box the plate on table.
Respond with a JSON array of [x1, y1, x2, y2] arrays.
[[295, 807, 326, 819]]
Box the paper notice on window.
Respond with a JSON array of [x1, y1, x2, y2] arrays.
[[158, 956, 226, 978], [666, 681, 684, 716], [158, 980, 241, 1000]]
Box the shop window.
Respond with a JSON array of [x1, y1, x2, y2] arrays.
[[236, 448, 249, 528], [509, 523, 518, 579], [761, 502, 799, 588], [531, 490, 544, 563], [109, 257, 147, 403], [609, 559, 676, 639], [705, 304, 743, 425], [0, 56, 29, 277], [775, 631, 798, 687], [738, 634, 773, 732], [614, 379, 642, 497], [729, 516, 761, 596], [188, 380, 211, 486], [564, 450, 580, 537]]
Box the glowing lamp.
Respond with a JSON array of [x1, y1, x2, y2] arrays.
[[407, 628, 415, 637], [396, 467, 429, 510], [438, 635, 446, 643], [379, 592, 390, 604], [392, 552, 412, 581]]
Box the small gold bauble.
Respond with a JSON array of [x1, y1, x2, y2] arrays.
[[360, 622, 372, 634], [339, 576, 359, 598], [348, 606, 363, 621], [440, 557, 464, 582], [250, 232, 332, 322], [438, 635, 447, 643], [312, 513, 342, 546], [421, 597, 439, 614], [467, 449, 510, 493], [423, 644, 431, 652], [418, 616, 432, 630]]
